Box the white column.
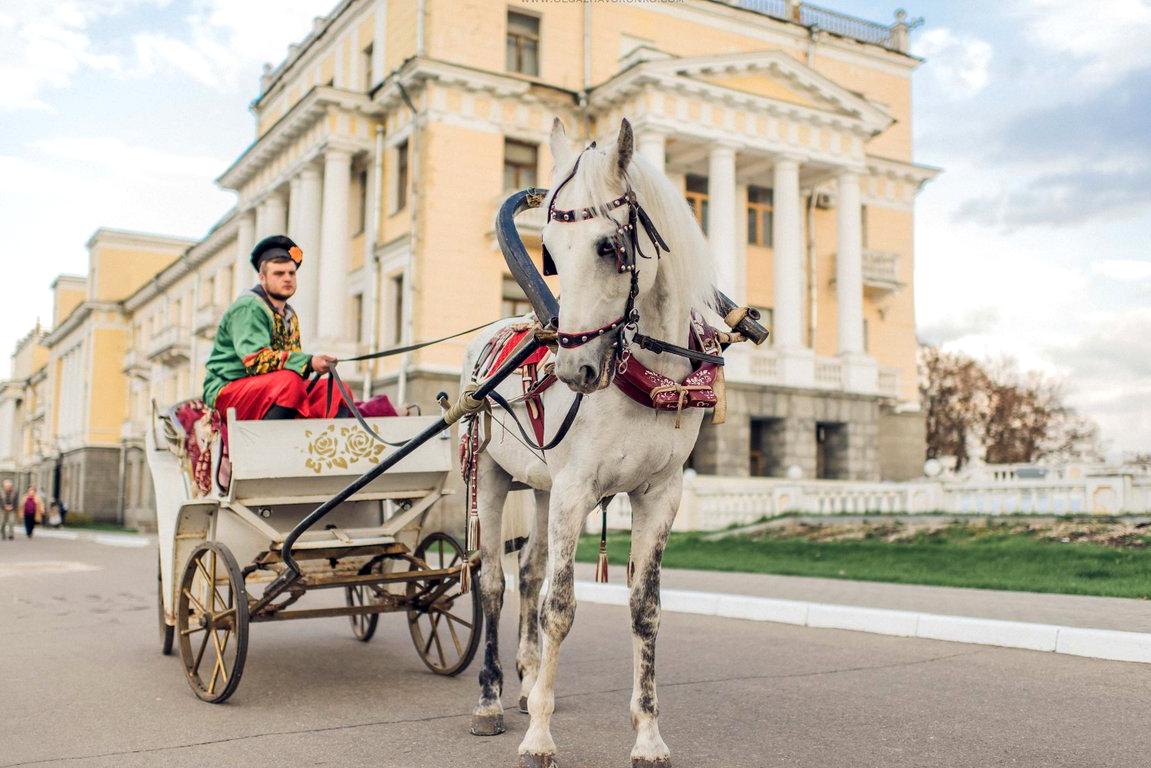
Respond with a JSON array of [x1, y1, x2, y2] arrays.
[[772, 155, 814, 386], [772, 156, 803, 349], [836, 170, 877, 393], [233, 210, 255, 298], [637, 130, 666, 174], [836, 171, 864, 355], [707, 143, 739, 301], [288, 166, 323, 343], [317, 148, 352, 343], [256, 193, 287, 240]]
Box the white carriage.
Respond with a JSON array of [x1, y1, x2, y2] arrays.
[[148, 406, 481, 703]]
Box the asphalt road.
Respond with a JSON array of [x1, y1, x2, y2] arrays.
[[2, 535, 1151, 768]]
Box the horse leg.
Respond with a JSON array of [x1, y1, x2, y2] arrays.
[[471, 453, 513, 736], [626, 478, 680, 767], [517, 482, 596, 767], [515, 489, 549, 713]]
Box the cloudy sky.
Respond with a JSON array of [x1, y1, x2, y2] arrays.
[[1, 0, 1149, 456]]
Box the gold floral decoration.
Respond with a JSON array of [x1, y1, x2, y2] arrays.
[[303, 424, 387, 473]]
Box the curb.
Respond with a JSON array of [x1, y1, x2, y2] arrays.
[[60, 533, 1151, 665], [572, 581, 1151, 666]]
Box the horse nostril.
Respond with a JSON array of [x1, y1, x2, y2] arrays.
[[579, 365, 597, 386]]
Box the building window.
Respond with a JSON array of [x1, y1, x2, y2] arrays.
[[503, 139, 538, 191], [352, 166, 369, 235], [861, 204, 870, 248], [395, 140, 409, 213], [351, 293, 364, 342], [501, 276, 532, 318], [685, 174, 709, 235], [506, 11, 539, 76], [747, 185, 774, 246], [862, 318, 870, 353], [361, 43, 374, 92]]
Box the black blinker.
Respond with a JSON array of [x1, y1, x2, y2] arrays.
[[542, 244, 557, 276]]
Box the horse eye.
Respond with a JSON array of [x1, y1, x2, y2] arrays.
[[595, 239, 616, 258]]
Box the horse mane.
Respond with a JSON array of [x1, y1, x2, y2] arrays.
[[546, 140, 717, 316]]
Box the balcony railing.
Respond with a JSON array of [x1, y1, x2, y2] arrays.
[[862, 250, 901, 290], [877, 366, 900, 398], [123, 348, 148, 378], [731, 1, 909, 52], [147, 326, 191, 364]]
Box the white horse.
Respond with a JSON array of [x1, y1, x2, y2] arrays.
[[462, 117, 716, 768]]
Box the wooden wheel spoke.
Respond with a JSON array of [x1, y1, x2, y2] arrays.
[[439, 609, 474, 631], [441, 608, 465, 656], [183, 587, 207, 615], [195, 557, 227, 612], [430, 612, 446, 667], [192, 629, 211, 677]]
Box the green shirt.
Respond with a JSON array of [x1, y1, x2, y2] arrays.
[[202, 289, 312, 408]]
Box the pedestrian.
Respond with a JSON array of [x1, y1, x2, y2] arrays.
[[21, 485, 44, 539], [1, 479, 17, 540]]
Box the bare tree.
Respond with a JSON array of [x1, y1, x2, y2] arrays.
[[919, 347, 1101, 467], [919, 346, 988, 469]]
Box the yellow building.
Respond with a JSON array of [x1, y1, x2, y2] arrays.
[[3, 0, 939, 526]]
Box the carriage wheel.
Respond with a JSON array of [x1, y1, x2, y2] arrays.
[[346, 559, 382, 642], [158, 558, 174, 656], [176, 542, 249, 703], [406, 531, 482, 676]]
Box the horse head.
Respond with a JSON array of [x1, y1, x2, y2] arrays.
[[543, 118, 667, 394]]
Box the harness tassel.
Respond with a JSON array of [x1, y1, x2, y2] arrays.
[[595, 503, 609, 584]]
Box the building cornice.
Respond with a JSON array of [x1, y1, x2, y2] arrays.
[[865, 155, 942, 189], [373, 57, 578, 114], [85, 228, 197, 253], [42, 302, 123, 348], [591, 50, 892, 137], [218, 86, 382, 191]]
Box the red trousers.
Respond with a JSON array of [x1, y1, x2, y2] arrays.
[[214, 369, 347, 421]]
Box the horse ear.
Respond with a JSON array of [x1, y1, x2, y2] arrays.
[[614, 118, 634, 179], [549, 117, 573, 170]]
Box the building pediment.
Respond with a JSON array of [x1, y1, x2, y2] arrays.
[[596, 49, 893, 136]]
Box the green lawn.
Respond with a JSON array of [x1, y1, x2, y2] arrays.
[[575, 524, 1151, 599]]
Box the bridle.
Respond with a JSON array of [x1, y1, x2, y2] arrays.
[[544, 143, 670, 373]]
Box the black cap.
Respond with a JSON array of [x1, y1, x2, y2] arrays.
[[250, 234, 303, 271]]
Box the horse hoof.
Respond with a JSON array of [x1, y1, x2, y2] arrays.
[[517, 753, 558, 768], [632, 759, 670, 768], [470, 713, 506, 736], [518, 696, 529, 713]]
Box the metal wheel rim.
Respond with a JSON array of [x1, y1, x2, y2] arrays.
[[346, 559, 382, 642], [405, 532, 482, 676], [176, 542, 249, 703]]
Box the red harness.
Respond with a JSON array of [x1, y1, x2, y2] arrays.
[[472, 314, 722, 444]]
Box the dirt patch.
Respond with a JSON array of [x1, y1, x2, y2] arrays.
[[754, 517, 1151, 548]]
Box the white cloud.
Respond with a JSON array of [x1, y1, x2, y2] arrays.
[[1090, 258, 1151, 282], [1010, 0, 1151, 86], [911, 27, 994, 99], [129, 0, 330, 92], [0, 1, 130, 111], [32, 136, 226, 178]]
